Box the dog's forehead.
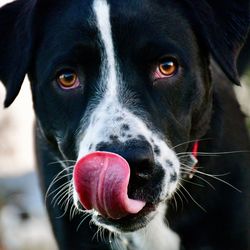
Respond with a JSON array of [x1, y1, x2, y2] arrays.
[[37, 0, 192, 52], [34, 0, 198, 83]]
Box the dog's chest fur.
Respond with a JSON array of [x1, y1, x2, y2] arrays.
[[122, 205, 180, 250]]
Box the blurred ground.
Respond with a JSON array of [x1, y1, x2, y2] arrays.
[[0, 172, 57, 250]]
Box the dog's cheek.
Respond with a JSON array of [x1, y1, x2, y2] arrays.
[[190, 91, 213, 139]]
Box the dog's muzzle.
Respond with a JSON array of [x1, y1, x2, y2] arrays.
[[73, 151, 146, 219]]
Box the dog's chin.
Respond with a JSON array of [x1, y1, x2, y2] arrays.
[[92, 202, 158, 233]]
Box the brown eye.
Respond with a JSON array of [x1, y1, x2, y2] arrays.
[[57, 70, 80, 89], [158, 58, 178, 77]]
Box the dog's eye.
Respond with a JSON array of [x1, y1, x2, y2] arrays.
[[154, 57, 178, 80], [57, 70, 80, 89]]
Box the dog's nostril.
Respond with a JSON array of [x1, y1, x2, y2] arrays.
[[134, 164, 154, 180], [128, 146, 155, 181], [136, 168, 152, 180]]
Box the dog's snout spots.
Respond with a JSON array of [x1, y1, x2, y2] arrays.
[[137, 135, 146, 141], [77, 104, 180, 210], [116, 117, 123, 122], [170, 172, 178, 182], [19, 211, 30, 221], [153, 145, 161, 156], [166, 160, 173, 167], [110, 135, 119, 141], [121, 124, 130, 131]]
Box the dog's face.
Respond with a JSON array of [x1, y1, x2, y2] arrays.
[[0, 0, 249, 234], [31, 0, 211, 231]]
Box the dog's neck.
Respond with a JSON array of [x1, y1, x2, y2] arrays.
[[114, 204, 180, 250]]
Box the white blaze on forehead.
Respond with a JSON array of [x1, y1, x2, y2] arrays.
[[74, 0, 180, 210], [93, 0, 118, 98], [76, 0, 121, 160]]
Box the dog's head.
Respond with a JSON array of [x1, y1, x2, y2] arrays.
[[0, 0, 249, 232]]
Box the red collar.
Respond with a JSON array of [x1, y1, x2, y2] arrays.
[[192, 141, 199, 158], [189, 141, 199, 178]]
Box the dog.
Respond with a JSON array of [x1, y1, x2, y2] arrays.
[[0, 0, 250, 249]]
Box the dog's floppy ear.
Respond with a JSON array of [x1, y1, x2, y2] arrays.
[[0, 0, 34, 107], [184, 0, 249, 85]]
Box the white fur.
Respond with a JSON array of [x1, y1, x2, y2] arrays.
[[73, 1, 181, 244], [126, 204, 180, 250], [93, 0, 118, 98]]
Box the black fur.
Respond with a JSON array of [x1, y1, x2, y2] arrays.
[[0, 1, 249, 249]]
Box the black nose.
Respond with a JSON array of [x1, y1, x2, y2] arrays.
[[95, 139, 155, 180]]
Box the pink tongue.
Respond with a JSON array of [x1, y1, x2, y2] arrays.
[[73, 152, 146, 219]]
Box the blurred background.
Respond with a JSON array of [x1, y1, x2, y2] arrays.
[[0, 1, 57, 249], [0, 75, 57, 250], [0, 0, 249, 249]]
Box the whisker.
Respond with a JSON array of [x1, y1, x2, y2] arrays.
[[180, 169, 216, 190], [172, 193, 178, 211], [55, 193, 73, 219], [51, 182, 71, 205], [56, 198, 73, 219], [172, 138, 211, 150], [172, 140, 200, 150], [177, 150, 249, 157], [63, 186, 74, 213], [77, 212, 92, 232], [92, 225, 103, 242], [71, 203, 79, 220], [180, 177, 205, 188], [71, 204, 79, 220], [48, 160, 76, 166], [174, 190, 184, 210], [175, 186, 188, 203], [179, 183, 207, 212], [101, 227, 107, 243], [69, 202, 75, 220], [180, 163, 241, 192], [113, 235, 123, 250], [180, 165, 231, 178], [47, 178, 72, 198], [54, 188, 71, 208], [45, 167, 74, 201]]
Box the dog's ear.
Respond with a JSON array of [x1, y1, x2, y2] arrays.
[[0, 0, 34, 107], [184, 0, 249, 85]]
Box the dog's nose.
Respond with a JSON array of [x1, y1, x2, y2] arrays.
[[95, 139, 155, 180]]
